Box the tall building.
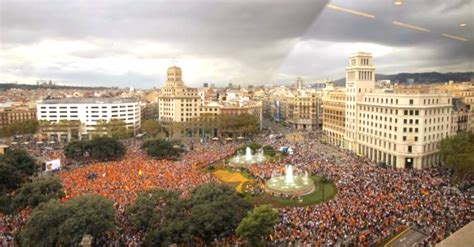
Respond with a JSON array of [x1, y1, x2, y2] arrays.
[[157, 66, 263, 139], [344, 52, 375, 151], [158, 66, 201, 123], [285, 90, 322, 130], [335, 52, 464, 169], [322, 89, 346, 147], [295, 77, 304, 90], [37, 98, 141, 141]]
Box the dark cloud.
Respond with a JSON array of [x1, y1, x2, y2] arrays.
[[0, 0, 472, 87]]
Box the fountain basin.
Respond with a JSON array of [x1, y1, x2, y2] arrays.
[[265, 175, 315, 197], [228, 146, 266, 167]]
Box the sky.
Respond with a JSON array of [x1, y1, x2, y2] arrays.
[[0, 0, 473, 88]]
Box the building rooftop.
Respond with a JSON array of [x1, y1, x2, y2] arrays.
[[38, 97, 138, 104]]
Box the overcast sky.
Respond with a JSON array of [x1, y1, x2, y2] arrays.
[[1, 0, 473, 88]]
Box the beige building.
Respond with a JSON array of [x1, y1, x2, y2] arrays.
[[157, 66, 263, 139], [158, 66, 201, 123], [285, 88, 323, 130], [334, 52, 465, 169], [0, 103, 37, 128], [322, 90, 346, 147]]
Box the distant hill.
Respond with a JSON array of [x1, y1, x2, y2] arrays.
[[0, 83, 115, 91], [333, 72, 474, 86]]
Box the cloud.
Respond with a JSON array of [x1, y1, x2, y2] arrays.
[[0, 0, 472, 88]]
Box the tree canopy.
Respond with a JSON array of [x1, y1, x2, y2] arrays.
[[236, 205, 278, 246], [64, 137, 126, 162], [13, 176, 65, 210], [141, 139, 184, 160], [0, 149, 36, 191], [16, 194, 117, 246], [0, 119, 38, 138], [127, 184, 252, 246], [141, 119, 165, 139], [218, 113, 259, 137], [95, 119, 130, 139], [439, 131, 474, 181]]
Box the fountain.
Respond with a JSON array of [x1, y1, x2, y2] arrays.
[[265, 164, 315, 197], [245, 147, 252, 162], [228, 146, 267, 167]]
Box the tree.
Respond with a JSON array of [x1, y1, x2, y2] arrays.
[[87, 137, 126, 161], [218, 114, 259, 137], [64, 140, 86, 160], [13, 176, 64, 210], [17, 195, 117, 246], [126, 189, 181, 231], [141, 139, 184, 160], [141, 119, 164, 138], [0, 162, 22, 191], [0, 149, 36, 177], [440, 132, 474, 182], [64, 137, 125, 162], [0, 149, 36, 191], [95, 119, 130, 139], [236, 205, 278, 246], [138, 184, 251, 246], [186, 184, 252, 244], [0, 119, 38, 138]]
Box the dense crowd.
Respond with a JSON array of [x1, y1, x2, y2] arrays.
[[1, 135, 472, 246]]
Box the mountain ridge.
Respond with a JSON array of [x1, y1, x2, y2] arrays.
[[333, 72, 474, 86]]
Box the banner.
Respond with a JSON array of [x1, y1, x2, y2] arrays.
[[45, 159, 61, 171]]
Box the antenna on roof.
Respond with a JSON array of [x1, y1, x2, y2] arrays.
[[172, 57, 177, 66]]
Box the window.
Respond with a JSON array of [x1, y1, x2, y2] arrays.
[[408, 146, 412, 153]]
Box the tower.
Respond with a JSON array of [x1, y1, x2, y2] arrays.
[[344, 52, 375, 151], [295, 77, 304, 90]]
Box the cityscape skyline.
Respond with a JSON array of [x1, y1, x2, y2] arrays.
[[1, 0, 472, 88]]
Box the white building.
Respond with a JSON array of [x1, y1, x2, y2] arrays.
[[37, 97, 141, 141], [341, 52, 456, 169]]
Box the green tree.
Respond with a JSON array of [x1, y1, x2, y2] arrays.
[[187, 184, 252, 244], [0, 149, 36, 191], [95, 119, 130, 139], [0, 119, 38, 138], [139, 184, 251, 246], [64, 140, 86, 160], [0, 162, 22, 191], [236, 205, 278, 246], [1, 149, 36, 176], [64, 137, 125, 162], [141, 139, 184, 160], [17, 195, 117, 246], [13, 176, 65, 210], [126, 189, 181, 231], [440, 131, 474, 181], [86, 136, 126, 161], [141, 119, 164, 138]]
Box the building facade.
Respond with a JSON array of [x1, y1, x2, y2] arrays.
[[0, 103, 37, 128], [157, 66, 263, 139], [322, 90, 346, 147], [37, 98, 141, 141], [332, 52, 465, 169]]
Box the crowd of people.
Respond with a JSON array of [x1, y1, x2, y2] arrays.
[[1, 135, 472, 246]]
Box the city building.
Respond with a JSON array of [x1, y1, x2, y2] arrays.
[[322, 89, 346, 147], [36, 97, 141, 141], [0, 102, 37, 128], [337, 52, 464, 169], [157, 66, 263, 139], [158, 66, 201, 123], [285, 90, 323, 130]]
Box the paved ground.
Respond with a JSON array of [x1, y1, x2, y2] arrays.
[[386, 228, 429, 247]]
